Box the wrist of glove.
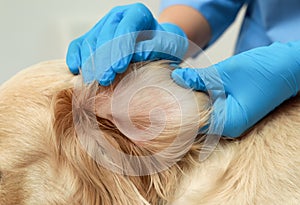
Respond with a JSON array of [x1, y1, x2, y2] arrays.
[[172, 41, 300, 138], [66, 3, 188, 86]]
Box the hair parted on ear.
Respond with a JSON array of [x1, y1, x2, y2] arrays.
[[52, 61, 211, 204]]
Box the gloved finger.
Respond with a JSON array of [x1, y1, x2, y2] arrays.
[[88, 7, 133, 85], [172, 67, 231, 138], [95, 8, 126, 47], [171, 68, 207, 91], [173, 66, 226, 94], [114, 3, 155, 36], [80, 6, 124, 65], [66, 9, 112, 75], [94, 34, 133, 86], [81, 68, 116, 86], [80, 36, 97, 68], [79, 12, 114, 63], [66, 37, 84, 74], [81, 38, 118, 85], [109, 3, 155, 74], [93, 4, 154, 85], [132, 23, 188, 62], [79, 18, 115, 83], [202, 92, 245, 138], [221, 94, 247, 138], [132, 31, 188, 62], [97, 68, 116, 86]]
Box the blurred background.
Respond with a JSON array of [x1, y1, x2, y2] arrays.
[[0, 0, 245, 84]]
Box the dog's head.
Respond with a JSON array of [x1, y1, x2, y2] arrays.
[[0, 60, 210, 204]]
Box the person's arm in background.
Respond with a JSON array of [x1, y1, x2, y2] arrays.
[[158, 0, 248, 55], [159, 5, 211, 50]]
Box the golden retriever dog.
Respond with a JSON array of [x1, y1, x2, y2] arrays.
[[0, 59, 299, 205]]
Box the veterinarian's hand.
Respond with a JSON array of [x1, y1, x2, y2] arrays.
[[172, 41, 300, 138], [66, 3, 188, 85]]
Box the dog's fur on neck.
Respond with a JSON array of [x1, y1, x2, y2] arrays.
[[0, 60, 299, 205]]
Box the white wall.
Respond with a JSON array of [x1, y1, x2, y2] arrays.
[[0, 0, 245, 84]]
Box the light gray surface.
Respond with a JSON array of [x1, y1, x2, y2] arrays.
[[0, 0, 244, 85]]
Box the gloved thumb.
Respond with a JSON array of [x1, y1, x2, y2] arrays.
[[171, 68, 207, 91], [171, 65, 225, 92], [172, 66, 228, 138]]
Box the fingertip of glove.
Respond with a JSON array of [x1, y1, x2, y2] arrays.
[[111, 57, 131, 73], [97, 70, 116, 86], [172, 68, 207, 91], [66, 52, 81, 75], [66, 60, 80, 75], [131, 3, 153, 22], [98, 80, 112, 87], [171, 69, 192, 89], [70, 67, 80, 75]]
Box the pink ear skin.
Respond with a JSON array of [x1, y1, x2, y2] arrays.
[[95, 94, 113, 122]]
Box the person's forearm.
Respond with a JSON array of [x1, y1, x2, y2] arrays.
[[158, 5, 212, 55]]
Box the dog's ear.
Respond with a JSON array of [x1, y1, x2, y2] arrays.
[[51, 61, 211, 204], [91, 61, 211, 202], [52, 84, 157, 204]]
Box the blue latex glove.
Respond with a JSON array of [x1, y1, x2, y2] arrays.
[[66, 3, 188, 85], [172, 41, 300, 138]]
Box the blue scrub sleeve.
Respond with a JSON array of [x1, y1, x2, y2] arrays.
[[160, 0, 248, 46]]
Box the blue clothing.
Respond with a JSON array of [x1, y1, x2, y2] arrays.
[[160, 0, 300, 53]]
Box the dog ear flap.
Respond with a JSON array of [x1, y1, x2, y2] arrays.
[[50, 61, 211, 204], [52, 85, 155, 204]]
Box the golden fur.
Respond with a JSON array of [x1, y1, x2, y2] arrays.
[[0, 60, 299, 205]]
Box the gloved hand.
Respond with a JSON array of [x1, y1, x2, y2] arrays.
[[66, 3, 188, 85], [172, 41, 300, 138]]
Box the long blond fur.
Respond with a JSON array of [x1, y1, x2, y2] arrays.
[[0, 60, 299, 205]]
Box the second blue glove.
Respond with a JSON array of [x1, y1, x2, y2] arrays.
[[172, 41, 300, 138]]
